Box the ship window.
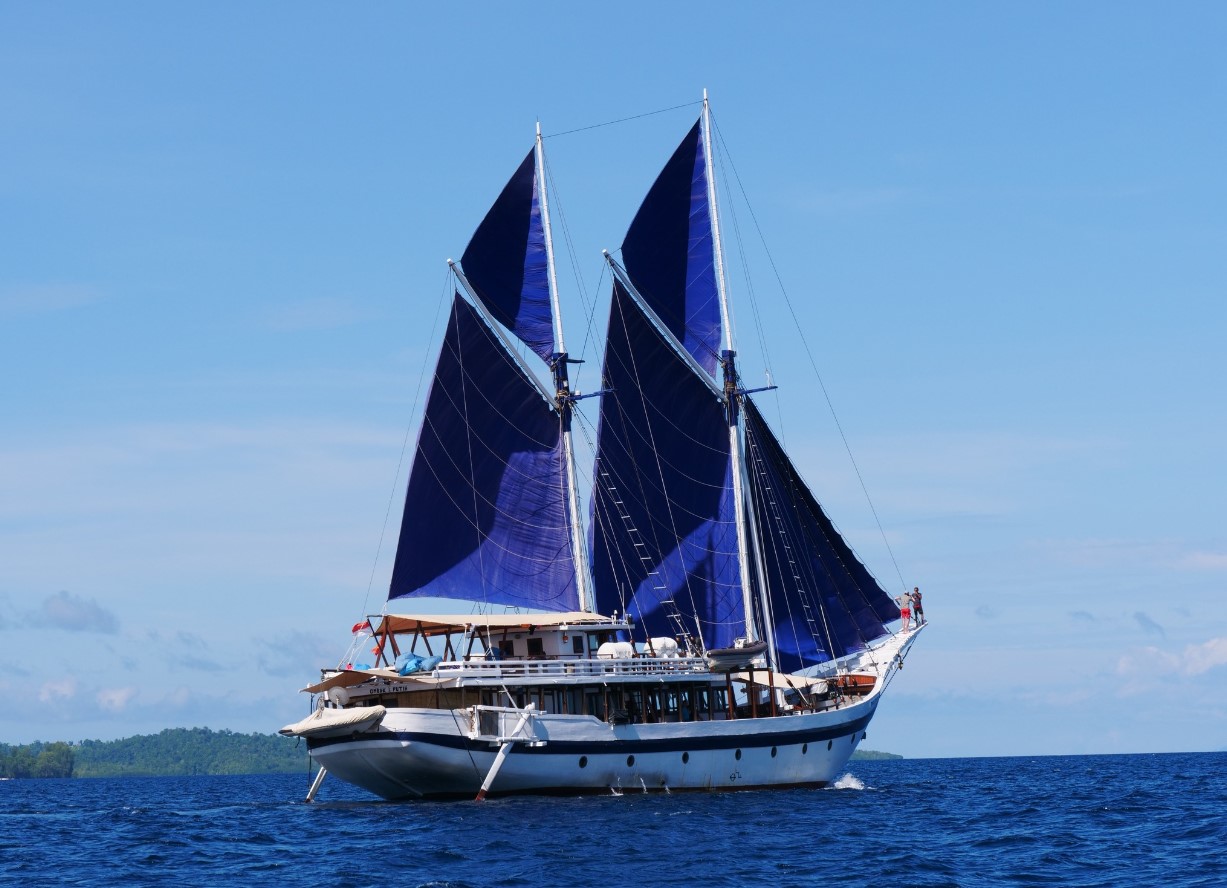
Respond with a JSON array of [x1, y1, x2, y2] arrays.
[[526, 637, 544, 658], [578, 756, 588, 769], [627, 755, 635, 767], [682, 752, 689, 764], [802, 743, 808, 755], [735, 749, 742, 760], [827, 740, 833, 750], [771, 746, 777, 758], [572, 635, 584, 655], [500, 640, 516, 659]]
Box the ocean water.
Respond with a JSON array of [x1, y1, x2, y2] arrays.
[[1, 752, 1223, 887]]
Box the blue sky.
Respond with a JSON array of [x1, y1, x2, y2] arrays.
[[2, 3, 1224, 756]]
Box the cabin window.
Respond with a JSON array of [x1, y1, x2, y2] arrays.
[[572, 635, 584, 655], [500, 640, 516, 659], [526, 637, 544, 658]]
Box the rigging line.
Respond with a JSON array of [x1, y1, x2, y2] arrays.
[[709, 111, 908, 593], [544, 101, 701, 139], [359, 269, 452, 621]]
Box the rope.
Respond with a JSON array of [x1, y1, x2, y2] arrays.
[[545, 101, 701, 140]]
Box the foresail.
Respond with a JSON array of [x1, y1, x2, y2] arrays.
[[459, 149, 555, 362], [388, 293, 579, 611], [743, 399, 898, 671], [589, 282, 744, 649], [621, 119, 721, 377]]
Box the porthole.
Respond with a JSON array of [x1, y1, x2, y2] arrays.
[[771, 746, 778, 758], [627, 754, 635, 767], [578, 756, 588, 769], [735, 748, 742, 760], [802, 743, 808, 755], [827, 739, 833, 751], [862, 732, 868, 741], [682, 752, 690, 764]]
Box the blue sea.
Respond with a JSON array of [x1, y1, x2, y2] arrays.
[[2, 752, 1223, 887]]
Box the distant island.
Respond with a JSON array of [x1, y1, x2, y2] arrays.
[[1, 728, 898, 778], [1, 728, 306, 778]]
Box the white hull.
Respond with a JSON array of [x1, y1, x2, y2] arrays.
[[308, 692, 881, 800]]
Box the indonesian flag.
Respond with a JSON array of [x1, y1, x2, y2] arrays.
[[351, 619, 372, 635]]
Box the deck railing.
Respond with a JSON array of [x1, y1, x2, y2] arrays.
[[433, 655, 711, 681]]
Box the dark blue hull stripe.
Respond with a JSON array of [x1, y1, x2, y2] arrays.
[[309, 712, 874, 755]]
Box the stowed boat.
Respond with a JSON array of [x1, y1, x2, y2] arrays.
[[282, 95, 924, 801]]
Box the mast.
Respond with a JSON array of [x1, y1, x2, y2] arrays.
[[537, 124, 594, 613], [703, 91, 765, 657]]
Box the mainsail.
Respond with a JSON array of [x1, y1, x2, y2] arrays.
[[387, 293, 578, 610], [589, 282, 744, 649]]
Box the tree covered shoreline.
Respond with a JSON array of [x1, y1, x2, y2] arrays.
[[1, 728, 307, 778]]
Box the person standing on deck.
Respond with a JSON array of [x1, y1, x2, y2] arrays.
[[912, 587, 925, 625], [896, 591, 913, 630]]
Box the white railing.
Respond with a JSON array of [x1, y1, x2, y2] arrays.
[[435, 655, 710, 681]]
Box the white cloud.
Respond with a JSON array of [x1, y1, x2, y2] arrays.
[[97, 687, 137, 712], [1185, 637, 1227, 676], [1117, 636, 1227, 679], [39, 677, 78, 702]]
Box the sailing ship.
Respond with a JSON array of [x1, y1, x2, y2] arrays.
[[280, 96, 924, 801]]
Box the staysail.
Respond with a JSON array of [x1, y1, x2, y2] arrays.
[[387, 293, 579, 611], [743, 399, 898, 671]]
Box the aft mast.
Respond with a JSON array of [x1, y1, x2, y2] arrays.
[[537, 123, 595, 614], [703, 91, 767, 660]]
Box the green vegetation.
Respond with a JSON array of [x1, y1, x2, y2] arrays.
[[850, 749, 903, 761], [1, 729, 309, 778], [0, 741, 76, 778]]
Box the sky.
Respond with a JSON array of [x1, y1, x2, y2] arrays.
[[1, 3, 1224, 757]]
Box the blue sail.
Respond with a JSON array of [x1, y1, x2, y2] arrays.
[[743, 399, 897, 671], [388, 293, 578, 611], [459, 149, 555, 363], [621, 119, 721, 376], [589, 281, 744, 648]]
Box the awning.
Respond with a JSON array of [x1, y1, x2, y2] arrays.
[[375, 611, 614, 637]]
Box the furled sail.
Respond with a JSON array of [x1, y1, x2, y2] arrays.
[[621, 119, 721, 377], [589, 282, 744, 649], [387, 293, 579, 611], [743, 399, 898, 671], [459, 149, 555, 362]]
